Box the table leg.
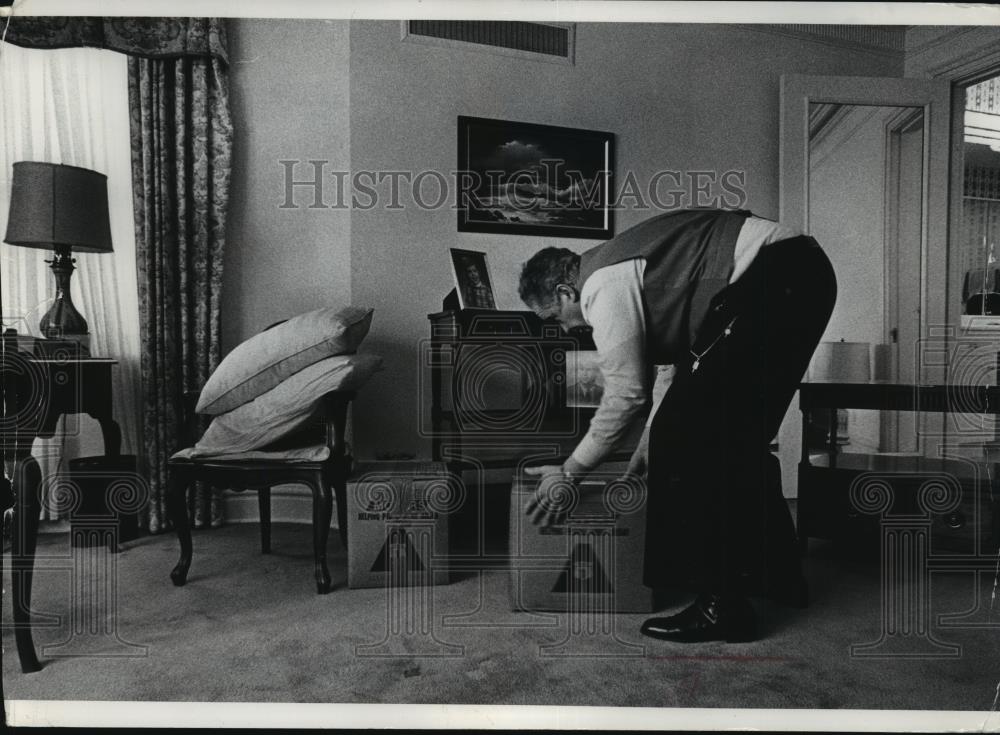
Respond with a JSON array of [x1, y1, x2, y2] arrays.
[[11, 453, 42, 673], [828, 409, 838, 462], [798, 407, 810, 552]]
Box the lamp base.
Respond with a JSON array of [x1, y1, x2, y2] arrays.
[[39, 248, 90, 344]]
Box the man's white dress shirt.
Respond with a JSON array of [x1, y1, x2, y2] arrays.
[[571, 216, 801, 469]]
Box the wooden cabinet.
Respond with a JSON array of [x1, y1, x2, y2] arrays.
[[425, 309, 598, 467]]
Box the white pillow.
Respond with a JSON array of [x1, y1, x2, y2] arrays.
[[190, 353, 383, 456], [196, 305, 374, 415]]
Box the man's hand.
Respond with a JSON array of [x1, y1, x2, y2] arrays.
[[627, 427, 650, 477], [523, 465, 578, 527]]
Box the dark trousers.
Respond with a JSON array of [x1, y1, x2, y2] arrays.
[[643, 236, 837, 598]]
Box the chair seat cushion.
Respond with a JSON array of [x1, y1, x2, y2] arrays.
[[196, 305, 374, 415], [171, 444, 330, 463], [184, 353, 382, 457]]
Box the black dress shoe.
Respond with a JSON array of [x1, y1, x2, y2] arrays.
[[640, 594, 758, 643]]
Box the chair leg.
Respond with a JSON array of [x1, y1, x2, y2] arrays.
[[258, 487, 271, 554], [167, 470, 193, 587], [310, 472, 333, 594]]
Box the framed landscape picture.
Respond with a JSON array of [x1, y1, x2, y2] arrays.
[[457, 116, 614, 239]]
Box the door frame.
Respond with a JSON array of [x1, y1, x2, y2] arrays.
[[780, 73, 952, 386], [882, 107, 926, 451]]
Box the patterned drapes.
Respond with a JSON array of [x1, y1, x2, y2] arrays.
[[4, 17, 234, 533], [3, 16, 227, 63], [129, 54, 233, 532]]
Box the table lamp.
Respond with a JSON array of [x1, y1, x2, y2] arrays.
[[3, 161, 113, 352]]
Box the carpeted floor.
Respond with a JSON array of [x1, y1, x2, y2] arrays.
[[3, 521, 999, 712]]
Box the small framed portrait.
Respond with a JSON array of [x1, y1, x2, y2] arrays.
[[449, 248, 497, 310], [565, 350, 604, 408]]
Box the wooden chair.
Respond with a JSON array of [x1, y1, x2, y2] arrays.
[[166, 389, 355, 594]]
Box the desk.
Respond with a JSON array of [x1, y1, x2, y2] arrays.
[[798, 381, 1000, 552], [798, 381, 1000, 656], [2, 353, 120, 673]]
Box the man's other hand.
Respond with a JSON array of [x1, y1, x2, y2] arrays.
[[627, 427, 650, 477], [523, 465, 577, 527]]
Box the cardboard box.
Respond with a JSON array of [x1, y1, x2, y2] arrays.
[[346, 461, 453, 588], [508, 461, 655, 613]]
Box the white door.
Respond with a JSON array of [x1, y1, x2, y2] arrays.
[[777, 74, 951, 491]]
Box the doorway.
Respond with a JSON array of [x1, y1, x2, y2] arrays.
[[807, 102, 926, 455], [777, 74, 951, 495]]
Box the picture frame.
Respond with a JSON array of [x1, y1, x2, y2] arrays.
[[449, 247, 497, 309], [565, 350, 604, 408], [457, 116, 615, 239]]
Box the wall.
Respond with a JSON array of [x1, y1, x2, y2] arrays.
[[347, 21, 904, 459], [223, 19, 352, 351], [221, 19, 352, 521], [808, 106, 912, 348]]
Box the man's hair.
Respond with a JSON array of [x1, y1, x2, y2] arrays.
[[518, 247, 581, 310]]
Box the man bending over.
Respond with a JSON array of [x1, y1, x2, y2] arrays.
[[518, 208, 836, 643]]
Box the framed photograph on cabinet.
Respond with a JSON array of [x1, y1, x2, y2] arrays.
[[449, 248, 497, 309]]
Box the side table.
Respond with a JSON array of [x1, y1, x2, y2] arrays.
[[3, 353, 120, 673]]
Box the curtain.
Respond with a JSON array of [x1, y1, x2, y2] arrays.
[[3, 16, 234, 533], [129, 54, 233, 532], [3, 16, 227, 63], [0, 43, 143, 519]]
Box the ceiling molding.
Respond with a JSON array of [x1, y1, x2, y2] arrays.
[[737, 24, 905, 60], [905, 27, 1000, 82]]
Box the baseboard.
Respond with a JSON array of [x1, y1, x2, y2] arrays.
[[223, 485, 341, 529]]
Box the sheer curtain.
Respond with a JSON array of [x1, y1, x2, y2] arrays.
[[0, 42, 142, 518]]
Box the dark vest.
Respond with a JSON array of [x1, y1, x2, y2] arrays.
[[578, 209, 750, 364]]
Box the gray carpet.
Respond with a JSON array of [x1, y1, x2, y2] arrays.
[[3, 522, 999, 711]]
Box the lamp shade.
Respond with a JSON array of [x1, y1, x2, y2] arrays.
[[808, 341, 871, 383], [4, 161, 113, 253]]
